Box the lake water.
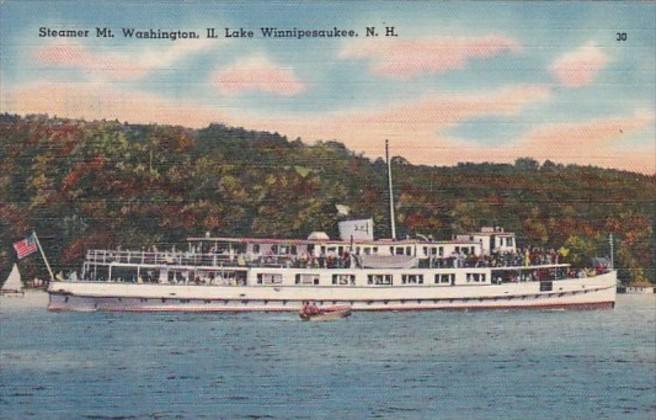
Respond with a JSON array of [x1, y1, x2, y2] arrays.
[[1, 292, 654, 419]]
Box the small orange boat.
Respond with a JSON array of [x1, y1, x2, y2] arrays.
[[299, 303, 351, 321]]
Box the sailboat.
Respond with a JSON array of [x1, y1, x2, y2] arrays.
[[1, 264, 25, 297]]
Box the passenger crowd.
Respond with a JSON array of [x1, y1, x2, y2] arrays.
[[433, 246, 563, 269], [86, 244, 609, 282], [252, 246, 565, 270]]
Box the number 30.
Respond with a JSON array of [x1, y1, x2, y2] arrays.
[[616, 32, 627, 41]]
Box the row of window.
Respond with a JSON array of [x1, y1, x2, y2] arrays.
[[254, 272, 474, 286], [253, 244, 367, 256], [249, 244, 479, 257]]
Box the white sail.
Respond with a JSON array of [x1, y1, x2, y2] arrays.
[[2, 264, 23, 292]]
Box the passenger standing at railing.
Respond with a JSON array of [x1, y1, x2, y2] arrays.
[[524, 248, 530, 267]]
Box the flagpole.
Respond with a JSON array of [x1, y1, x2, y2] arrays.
[[32, 231, 55, 282]]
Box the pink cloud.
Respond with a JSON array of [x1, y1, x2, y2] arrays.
[[506, 111, 655, 171], [33, 39, 214, 80], [213, 55, 305, 96], [339, 35, 521, 79], [4, 80, 653, 174], [519, 110, 653, 149], [2, 82, 228, 128], [35, 41, 140, 79], [244, 84, 551, 151], [443, 111, 655, 173], [550, 43, 609, 87]]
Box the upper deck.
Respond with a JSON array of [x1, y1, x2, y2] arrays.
[[82, 236, 560, 271]]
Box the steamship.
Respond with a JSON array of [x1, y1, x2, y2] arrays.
[[48, 143, 616, 312]]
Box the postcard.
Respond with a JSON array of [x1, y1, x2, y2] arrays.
[[1, 1, 654, 419]]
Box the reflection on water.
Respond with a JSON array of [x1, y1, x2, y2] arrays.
[[1, 292, 655, 419]]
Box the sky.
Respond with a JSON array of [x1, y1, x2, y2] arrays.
[[1, 1, 655, 174]]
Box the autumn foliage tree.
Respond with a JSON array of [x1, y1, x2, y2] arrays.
[[1, 113, 654, 285]]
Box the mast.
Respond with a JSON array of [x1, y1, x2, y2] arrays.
[[385, 139, 397, 240], [609, 233, 614, 270]]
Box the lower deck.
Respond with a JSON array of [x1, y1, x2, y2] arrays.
[[48, 271, 616, 312]]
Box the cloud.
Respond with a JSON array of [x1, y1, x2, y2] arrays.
[[212, 54, 305, 96], [339, 35, 521, 79], [2, 82, 228, 127], [550, 42, 609, 88], [33, 39, 215, 81], [509, 110, 655, 171], [519, 110, 653, 149], [440, 110, 655, 173], [3, 80, 548, 152], [243, 84, 551, 152], [4, 80, 653, 174]]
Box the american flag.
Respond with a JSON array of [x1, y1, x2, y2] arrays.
[[13, 233, 38, 259]]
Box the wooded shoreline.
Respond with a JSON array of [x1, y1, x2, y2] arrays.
[[1, 114, 654, 286]]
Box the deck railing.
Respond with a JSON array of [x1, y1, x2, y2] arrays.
[[86, 249, 236, 266], [84, 249, 585, 272], [85, 249, 292, 268]]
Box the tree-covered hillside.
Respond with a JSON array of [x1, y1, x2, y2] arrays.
[[1, 114, 654, 285]]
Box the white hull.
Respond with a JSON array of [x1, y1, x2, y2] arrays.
[[48, 271, 616, 312]]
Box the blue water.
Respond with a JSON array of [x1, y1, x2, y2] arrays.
[[1, 293, 654, 419]]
